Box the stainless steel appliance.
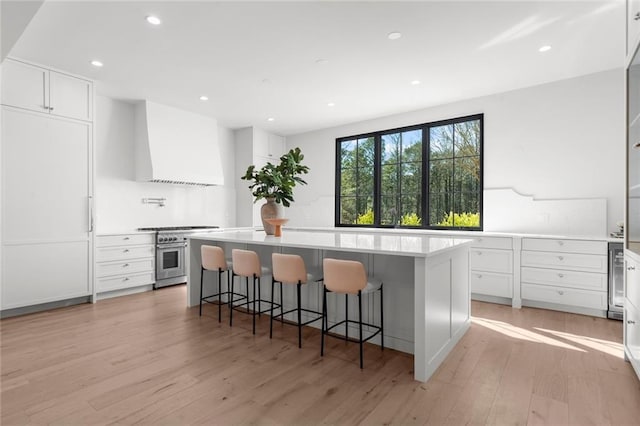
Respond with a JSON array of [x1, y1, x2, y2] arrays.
[[138, 226, 219, 288], [608, 242, 624, 320]]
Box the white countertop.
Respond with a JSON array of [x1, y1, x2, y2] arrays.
[[188, 229, 473, 257]]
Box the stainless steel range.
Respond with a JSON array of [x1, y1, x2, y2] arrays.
[[138, 226, 219, 288]]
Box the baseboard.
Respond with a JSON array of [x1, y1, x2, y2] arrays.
[[1, 296, 91, 319]]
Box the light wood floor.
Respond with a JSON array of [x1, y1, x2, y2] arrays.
[[1, 286, 639, 425]]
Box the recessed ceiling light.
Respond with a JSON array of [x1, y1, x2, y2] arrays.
[[539, 45, 552, 52], [199, 96, 209, 101], [146, 15, 162, 25], [387, 32, 402, 40], [316, 58, 329, 65], [90, 60, 103, 67], [327, 102, 335, 107], [411, 80, 421, 85], [267, 117, 275, 122]]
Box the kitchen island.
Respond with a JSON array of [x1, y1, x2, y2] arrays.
[[187, 229, 473, 382]]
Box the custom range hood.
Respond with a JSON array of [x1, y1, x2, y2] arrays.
[[134, 100, 224, 186]]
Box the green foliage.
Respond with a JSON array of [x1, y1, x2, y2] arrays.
[[400, 213, 422, 226], [437, 211, 480, 228], [241, 147, 309, 207], [357, 209, 374, 225]]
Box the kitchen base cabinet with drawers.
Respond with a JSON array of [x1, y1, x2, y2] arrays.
[[624, 251, 640, 379], [520, 238, 608, 317], [468, 236, 515, 306], [95, 233, 155, 300]]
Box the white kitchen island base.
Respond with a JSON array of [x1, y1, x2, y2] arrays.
[[187, 229, 472, 382]]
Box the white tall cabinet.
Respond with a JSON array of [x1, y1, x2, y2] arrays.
[[1, 58, 94, 312], [626, 0, 640, 381]]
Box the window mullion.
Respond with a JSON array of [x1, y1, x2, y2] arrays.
[[374, 134, 381, 227]]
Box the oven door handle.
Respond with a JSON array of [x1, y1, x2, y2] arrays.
[[157, 243, 187, 249]]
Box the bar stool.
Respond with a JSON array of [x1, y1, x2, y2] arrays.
[[321, 258, 384, 369], [270, 253, 323, 348], [230, 249, 275, 334], [199, 245, 234, 322]]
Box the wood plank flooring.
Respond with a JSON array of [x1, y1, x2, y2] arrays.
[[1, 285, 639, 425]]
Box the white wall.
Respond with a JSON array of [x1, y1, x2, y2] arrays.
[[95, 96, 236, 232], [285, 69, 625, 237]]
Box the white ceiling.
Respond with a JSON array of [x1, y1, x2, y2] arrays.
[[6, 0, 625, 136]]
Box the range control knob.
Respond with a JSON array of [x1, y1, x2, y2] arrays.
[[159, 237, 166, 242]]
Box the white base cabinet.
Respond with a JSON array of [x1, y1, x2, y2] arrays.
[[469, 237, 514, 300], [95, 233, 155, 295], [520, 238, 608, 315], [625, 251, 640, 379]]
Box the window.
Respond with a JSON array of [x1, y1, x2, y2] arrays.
[[335, 114, 483, 230]]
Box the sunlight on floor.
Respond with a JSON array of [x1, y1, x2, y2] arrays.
[[534, 327, 624, 359], [472, 316, 586, 352], [472, 316, 625, 359]]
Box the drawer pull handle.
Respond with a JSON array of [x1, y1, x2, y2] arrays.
[[558, 273, 564, 278], [557, 241, 564, 246], [123, 263, 129, 267], [477, 274, 483, 279], [477, 251, 482, 256], [124, 237, 130, 240], [123, 249, 130, 253], [628, 320, 637, 325], [635, 12, 640, 20], [629, 266, 637, 271], [558, 256, 564, 261], [123, 277, 129, 281], [557, 290, 564, 295]]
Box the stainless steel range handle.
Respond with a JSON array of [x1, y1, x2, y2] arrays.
[[157, 243, 187, 249]]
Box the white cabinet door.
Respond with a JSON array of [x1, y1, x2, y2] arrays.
[[1, 59, 49, 113], [624, 303, 640, 376], [268, 133, 285, 158], [49, 71, 92, 121], [629, 0, 640, 58], [1, 108, 92, 309]]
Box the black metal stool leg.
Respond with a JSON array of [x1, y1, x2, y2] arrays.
[[321, 285, 327, 357], [270, 276, 276, 338], [229, 273, 235, 327], [358, 290, 363, 369], [345, 293, 349, 341], [217, 269, 222, 322], [199, 266, 204, 316], [380, 284, 384, 350], [251, 276, 256, 335], [297, 281, 302, 348]]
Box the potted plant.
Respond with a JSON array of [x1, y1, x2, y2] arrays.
[[241, 147, 309, 235]]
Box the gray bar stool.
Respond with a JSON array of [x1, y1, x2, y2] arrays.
[[270, 253, 323, 348], [320, 258, 384, 369], [230, 249, 275, 334]]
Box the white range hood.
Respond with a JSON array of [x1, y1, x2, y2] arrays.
[[134, 100, 224, 186]]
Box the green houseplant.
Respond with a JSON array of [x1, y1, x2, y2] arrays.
[[241, 147, 309, 234]]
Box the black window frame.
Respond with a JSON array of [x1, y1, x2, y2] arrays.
[[335, 113, 484, 231]]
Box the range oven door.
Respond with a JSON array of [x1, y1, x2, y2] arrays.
[[156, 242, 187, 281]]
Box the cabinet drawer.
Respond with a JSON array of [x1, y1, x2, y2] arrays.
[[96, 245, 154, 262], [96, 271, 155, 292], [470, 271, 512, 298], [627, 256, 640, 311], [521, 251, 607, 273], [522, 283, 607, 310], [521, 267, 607, 291], [96, 258, 154, 278], [471, 236, 512, 250], [469, 249, 513, 273], [97, 234, 154, 247], [521, 238, 606, 255]]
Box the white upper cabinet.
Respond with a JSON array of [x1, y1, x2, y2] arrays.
[[1, 58, 92, 122]]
